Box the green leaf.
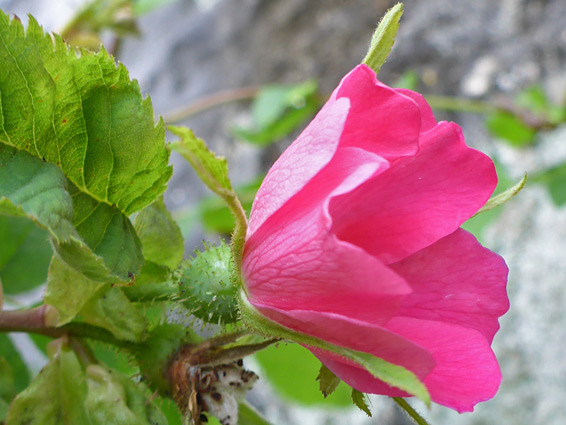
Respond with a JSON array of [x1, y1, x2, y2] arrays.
[[61, 0, 140, 50], [238, 401, 273, 425], [91, 341, 138, 376], [254, 81, 318, 129], [121, 261, 177, 302], [0, 357, 16, 401], [362, 3, 403, 74], [133, 0, 179, 16], [0, 215, 52, 294], [0, 12, 171, 281], [316, 364, 341, 398], [516, 85, 549, 113], [44, 256, 107, 324], [485, 110, 537, 146], [6, 339, 167, 425], [473, 173, 527, 216], [154, 398, 183, 425], [134, 197, 184, 270], [203, 413, 222, 425], [0, 111, 143, 284], [169, 126, 233, 197], [84, 364, 167, 425], [0, 396, 9, 422], [254, 343, 351, 407], [0, 12, 170, 214], [0, 334, 30, 394], [6, 341, 91, 425], [393, 70, 419, 90], [533, 162, 566, 206], [80, 286, 149, 342], [351, 389, 372, 417]]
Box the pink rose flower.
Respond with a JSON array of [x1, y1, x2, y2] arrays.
[[241, 64, 509, 412]]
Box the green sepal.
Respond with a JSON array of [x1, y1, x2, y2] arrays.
[[239, 292, 431, 406], [362, 3, 403, 74], [169, 126, 248, 268], [473, 173, 527, 217]]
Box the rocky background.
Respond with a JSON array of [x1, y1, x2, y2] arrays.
[[1, 0, 565, 424]]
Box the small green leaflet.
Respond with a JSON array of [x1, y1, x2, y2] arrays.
[[169, 126, 233, 197], [362, 3, 403, 74], [316, 364, 341, 398], [351, 389, 372, 417]]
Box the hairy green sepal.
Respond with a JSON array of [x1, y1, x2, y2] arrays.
[[238, 292, 431, 406], [362, 3, 403, 74]]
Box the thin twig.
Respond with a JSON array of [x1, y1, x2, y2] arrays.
[[163, 86, 260, 123]]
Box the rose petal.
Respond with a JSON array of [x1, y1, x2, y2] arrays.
[[329, 121, 497, 264], [244, 148, 410, 323], [251, 303, 436, 379], [394, 88, 437, 133], [336, 65, 421, 159], [386, 317, 502, 413], [313, 318, 502, 412], [247, 97, 350, 237], [392, 228, 509, 343]]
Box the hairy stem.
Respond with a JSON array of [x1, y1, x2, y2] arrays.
[[393, 397, 431, 425]]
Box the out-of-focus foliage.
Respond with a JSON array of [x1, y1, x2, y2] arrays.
[[233, 81, 321, 146]]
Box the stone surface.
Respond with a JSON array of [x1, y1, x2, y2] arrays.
[[1, 0, 566, 424]]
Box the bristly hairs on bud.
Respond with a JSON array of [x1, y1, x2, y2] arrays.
[[178, 240, 240, 326]]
